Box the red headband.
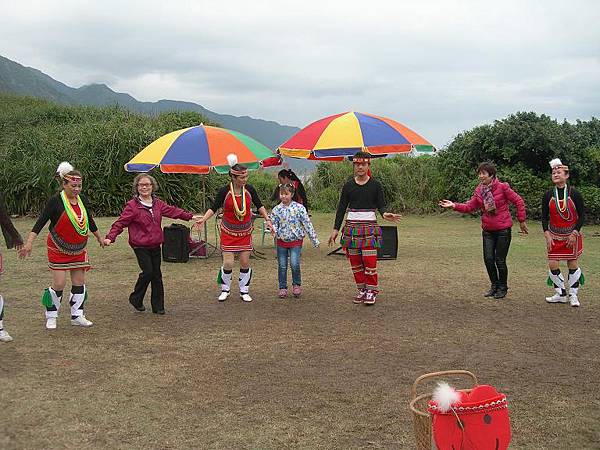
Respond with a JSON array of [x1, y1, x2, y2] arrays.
[[63, 174, 82, 182], [230, 167, 248, 177], [353, 157, 371, 164]]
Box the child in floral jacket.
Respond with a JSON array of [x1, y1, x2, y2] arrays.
[[270, 183, 319, 298]]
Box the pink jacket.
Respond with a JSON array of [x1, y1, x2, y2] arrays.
[[453, 178, 526, 231], [106, 196, 194, 248]]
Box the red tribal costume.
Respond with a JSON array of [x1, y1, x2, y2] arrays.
[[32, 192, 97, 271], [334, 176, 386, 303], [543, 158, 585, 306], [211, 183, 263, 253], [542, 186, 584, 260], [211, 180, 266, 302]]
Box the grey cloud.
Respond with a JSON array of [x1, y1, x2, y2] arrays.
[[1, 0, 599, 146]]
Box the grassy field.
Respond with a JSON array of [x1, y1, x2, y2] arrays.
[[1, 213, 599, 449]]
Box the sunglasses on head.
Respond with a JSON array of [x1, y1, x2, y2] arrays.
[[278, 183, 294, 188]]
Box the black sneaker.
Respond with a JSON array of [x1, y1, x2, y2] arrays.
[[129, 299, 145, 311], [483, 286, 498, 297], [494, 288, 508, 299]]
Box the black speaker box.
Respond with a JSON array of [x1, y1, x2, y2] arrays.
[[377, 226, 398, 260], [162, 224, 190, 263]]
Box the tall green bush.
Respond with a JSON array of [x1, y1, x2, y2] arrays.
[[0, 94, 278, 216], [306, 155, 446, 214]]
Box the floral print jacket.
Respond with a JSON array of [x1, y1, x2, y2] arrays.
[[270, 201, 319, 247]]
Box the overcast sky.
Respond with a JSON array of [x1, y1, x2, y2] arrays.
[[2, 0, 599, 147]]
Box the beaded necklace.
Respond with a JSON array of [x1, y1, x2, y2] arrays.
[[553, 185, 572, 221], [60, 190, 89, 235], [229, 182, 247, 221]]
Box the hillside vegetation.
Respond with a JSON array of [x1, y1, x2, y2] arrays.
[[1, 95, 599, 221]]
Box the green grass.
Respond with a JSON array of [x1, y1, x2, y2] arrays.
[[1, 213, 599, 449]]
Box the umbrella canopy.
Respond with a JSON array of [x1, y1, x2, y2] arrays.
[[125, 124, 280, 174], [279, 111, 436, 159]]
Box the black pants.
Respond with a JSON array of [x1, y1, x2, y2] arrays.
[[482, 228, 512, 288], [131, 247, 164, 312]]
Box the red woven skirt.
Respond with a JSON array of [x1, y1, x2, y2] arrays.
[[548, 233, 583, 260]]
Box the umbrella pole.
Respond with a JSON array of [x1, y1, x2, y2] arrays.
[[201, 176, 218, 258]]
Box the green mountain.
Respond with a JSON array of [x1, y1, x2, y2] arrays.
[[0, 54, 315, 173]]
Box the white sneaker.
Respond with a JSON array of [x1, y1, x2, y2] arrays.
[[218, 291, 230, 302], [569, 294, 580, 307], [240, 293, 253, 302], [545, 293, 568, 303], [71, 316, 93, 327], [46, 317, 57, 329], [0, 329, 13, 342]]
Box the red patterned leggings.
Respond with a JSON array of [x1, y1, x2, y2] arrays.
[[345, 247, 378, 292]]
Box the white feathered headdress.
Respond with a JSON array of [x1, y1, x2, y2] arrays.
[[55, 161, 81, 182], [549, 158, 569, 171], [227, 153, 238, 167], [56, 162, 74, 178], [227, 153, 247, 176]]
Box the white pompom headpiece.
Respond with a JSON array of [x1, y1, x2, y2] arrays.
[[549, 158, 569, 171], [56, 162, 74, 178], [227, 153, 238, 167], [56, 161, 81, 182], [431, 382, 461, 413], [227, 153, 247, 176]]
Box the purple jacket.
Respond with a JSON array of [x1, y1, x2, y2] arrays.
[[453, 178, 526, 231], [106, 196, 194, 248]]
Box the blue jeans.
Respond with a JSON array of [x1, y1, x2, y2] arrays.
[[277, 245, 302, 289]]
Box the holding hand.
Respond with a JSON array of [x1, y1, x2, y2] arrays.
[[103, 238, 112, 247], [438, 199, 455, 209], [193, 217, 206, 230], [265, 219, 275, 234], [18, 242, 32, 258], [383, 212, 402, 223]]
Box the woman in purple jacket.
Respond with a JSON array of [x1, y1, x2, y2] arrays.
[[104, 174, 198, 314], [439, 162, 528, 299]]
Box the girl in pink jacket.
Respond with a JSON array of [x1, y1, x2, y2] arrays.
[[439, 162, 528, 299]]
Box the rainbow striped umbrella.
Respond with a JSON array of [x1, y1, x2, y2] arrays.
[[278, 111, 435, 159], [125, 124, 281, 174]]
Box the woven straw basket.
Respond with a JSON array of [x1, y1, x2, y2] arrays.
[[409, 370, 478, 450]]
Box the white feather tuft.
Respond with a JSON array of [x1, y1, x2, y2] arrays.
[[56, 161, 74, 178], [549, 158, 563, 169], [227, 153, 238, 167], [432, 382, 461, 413]]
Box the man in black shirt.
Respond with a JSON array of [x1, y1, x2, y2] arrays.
[[542, 159, 585, 307], [328, 152, 402, 305]]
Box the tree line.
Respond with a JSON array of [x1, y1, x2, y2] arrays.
[[1, 94, 598, 222]]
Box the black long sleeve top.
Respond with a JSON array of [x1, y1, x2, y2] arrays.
[[32, 194, 98, 234], [541, 186, 584, 232], [0, 193, 23, 249], [334, 177, 387, 230], [210, 184, 263, 213]]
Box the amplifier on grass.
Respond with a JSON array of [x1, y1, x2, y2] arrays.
[[377, 225, 398, 260], [162, 224, 190, 263]]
